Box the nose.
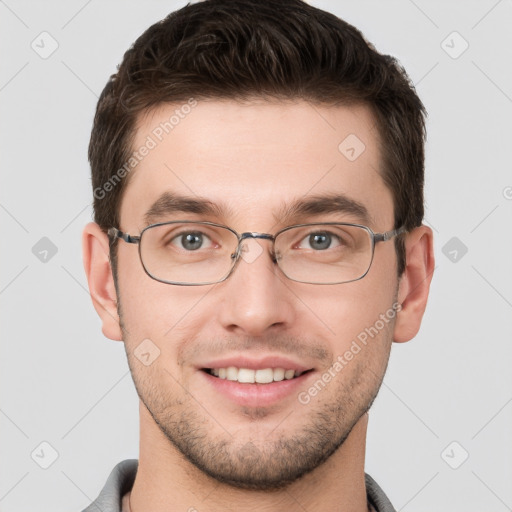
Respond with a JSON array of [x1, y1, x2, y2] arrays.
[[216, 237, 296, 337]]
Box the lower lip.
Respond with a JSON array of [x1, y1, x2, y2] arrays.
[[200, 370, 314, 407]]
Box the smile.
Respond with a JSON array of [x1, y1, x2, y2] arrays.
[[203, 367, 311, 384]]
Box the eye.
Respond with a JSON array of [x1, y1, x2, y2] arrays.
[[170, 231, 214, 251], [298, 231, 342, 251]]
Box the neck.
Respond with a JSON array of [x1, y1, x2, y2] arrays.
[[125, 402, 370, 512]]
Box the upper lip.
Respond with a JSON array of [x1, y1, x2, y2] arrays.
[[198, 355, 314, 372]]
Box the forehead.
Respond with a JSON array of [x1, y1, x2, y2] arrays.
[[119, 99, 393, 231]]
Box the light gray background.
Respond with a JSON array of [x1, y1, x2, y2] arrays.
[[1, 1, 511, 510]]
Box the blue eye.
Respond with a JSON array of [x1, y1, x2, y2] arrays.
[[299, 231, 342, 251], [171, 231, 214, 251], [181, 232, 203, 250], [308, 233, 331, 250]]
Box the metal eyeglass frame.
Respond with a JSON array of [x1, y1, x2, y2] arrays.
[[108, 221, 407, 286]]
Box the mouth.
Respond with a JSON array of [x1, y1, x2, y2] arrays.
[[201, 367, 314, 384]]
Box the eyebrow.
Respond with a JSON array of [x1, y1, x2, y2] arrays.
[[142, 191, 371, 227], [143, 192, 232, 226], [276, 193, 371, 226]]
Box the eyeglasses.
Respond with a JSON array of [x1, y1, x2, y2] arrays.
[[108, 221, 406, 286]]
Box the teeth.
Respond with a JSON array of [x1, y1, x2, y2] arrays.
[[226, 366, 238, 381], [273, 368, 285, 381], [285, 369, 295, 380], [209, 366, 304, 384], [255, 368, 273, 383], [238, 368, 256, 383]]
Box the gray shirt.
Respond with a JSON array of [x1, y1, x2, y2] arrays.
[[82, 459, 396, 512]]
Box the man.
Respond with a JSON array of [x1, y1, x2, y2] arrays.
[[81, 0, 434, 510]]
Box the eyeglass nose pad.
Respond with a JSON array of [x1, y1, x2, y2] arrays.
[[230, 246, 241, 261], [231, 240, 247, 263]]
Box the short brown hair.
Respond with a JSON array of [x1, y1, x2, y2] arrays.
[[89, 0, 427, 283]]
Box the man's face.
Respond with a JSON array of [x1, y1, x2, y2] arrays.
[[116, 99, 399, 489]]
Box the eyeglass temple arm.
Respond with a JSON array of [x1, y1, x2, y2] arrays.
[[374, 225, 407, 243], [107, 227, 140, 244]]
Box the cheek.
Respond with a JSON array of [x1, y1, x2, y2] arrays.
[[310, 277, 396, 330], [120, 284, 199, 338], [116, 252, 179, 338], [116, 255, 214, 360], [308, 271, 398, 361]]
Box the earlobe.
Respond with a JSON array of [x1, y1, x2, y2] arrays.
[[82, 222, 123, 341], [393, 225, 435, 343]]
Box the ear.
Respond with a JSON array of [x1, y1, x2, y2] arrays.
[[82, 222, 123, 341], [394, 225, 435, 343]]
